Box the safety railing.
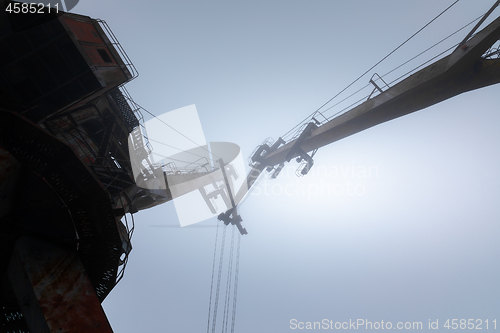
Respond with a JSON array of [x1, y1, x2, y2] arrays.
[[118, 86, 153, 155], [96, 19, 139, 82], [155, 157, 211, 175]]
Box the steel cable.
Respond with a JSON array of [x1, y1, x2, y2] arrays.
[[281, 0, 460, 140]]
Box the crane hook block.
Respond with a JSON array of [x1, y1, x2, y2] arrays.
[[218, 207, 247, 235]]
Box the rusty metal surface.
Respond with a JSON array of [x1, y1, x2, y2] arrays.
[[8, 236, 114, 333]]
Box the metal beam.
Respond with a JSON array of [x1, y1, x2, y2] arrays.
[[261, 14, 500, 168], [455, 0, 500, 51]]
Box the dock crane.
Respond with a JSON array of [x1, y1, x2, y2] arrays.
[[225, 1, 500, 232]]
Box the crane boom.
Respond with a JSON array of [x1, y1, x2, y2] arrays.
[[234, 12, 500, 205], [267, 14, 500, 167]]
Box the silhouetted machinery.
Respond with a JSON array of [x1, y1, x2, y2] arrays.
[[0, 1, 162, 331], [2, 0, 500, 331]]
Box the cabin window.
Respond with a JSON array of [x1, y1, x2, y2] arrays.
[[97, 49, 112, 63]]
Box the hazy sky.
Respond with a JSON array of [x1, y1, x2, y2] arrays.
[[72, 1, 500, 332]]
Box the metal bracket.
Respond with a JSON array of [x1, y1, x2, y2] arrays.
[[249, 137, 285, 167], [285, 122, 317, 162], [367, 73, 390, 100], [295, 148, 317, 177], [283, 122, 318, 176]]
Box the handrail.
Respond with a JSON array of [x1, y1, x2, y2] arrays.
[[95, 19, 139, 82], [118, 86, 153, 155]]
